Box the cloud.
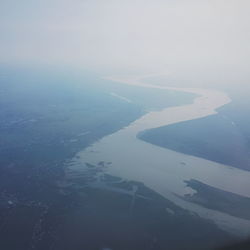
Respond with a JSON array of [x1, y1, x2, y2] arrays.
[[0, 0, 250, 82]]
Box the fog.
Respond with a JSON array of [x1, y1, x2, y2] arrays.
[[1, 0, 250, 86]]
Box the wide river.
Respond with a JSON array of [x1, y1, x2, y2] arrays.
[[68, 75, 250, 237]]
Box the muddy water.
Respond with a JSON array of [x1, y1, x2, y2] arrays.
[[68, 76, 250, 237]]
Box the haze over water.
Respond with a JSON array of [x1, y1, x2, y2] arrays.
[[67, 75, 250, 237]]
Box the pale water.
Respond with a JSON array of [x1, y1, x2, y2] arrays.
[[68, 75, 250, 237]]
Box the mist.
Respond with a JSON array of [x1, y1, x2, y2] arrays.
[[1, 0, 250, 86]]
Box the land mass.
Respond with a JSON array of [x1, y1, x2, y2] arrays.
[[183, 179, 250, 220], [138, 114, 250, 170], [2, 67, 211, 250]]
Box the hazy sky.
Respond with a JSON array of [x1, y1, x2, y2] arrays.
[[1, 0, 250, 82]]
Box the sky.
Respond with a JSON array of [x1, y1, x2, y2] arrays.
[[0, 0, 250, 85]]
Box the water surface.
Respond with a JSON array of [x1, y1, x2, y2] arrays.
[[68, 75, 250, 237]]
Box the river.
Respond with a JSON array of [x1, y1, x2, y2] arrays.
[[67, 75, 250, 237]]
